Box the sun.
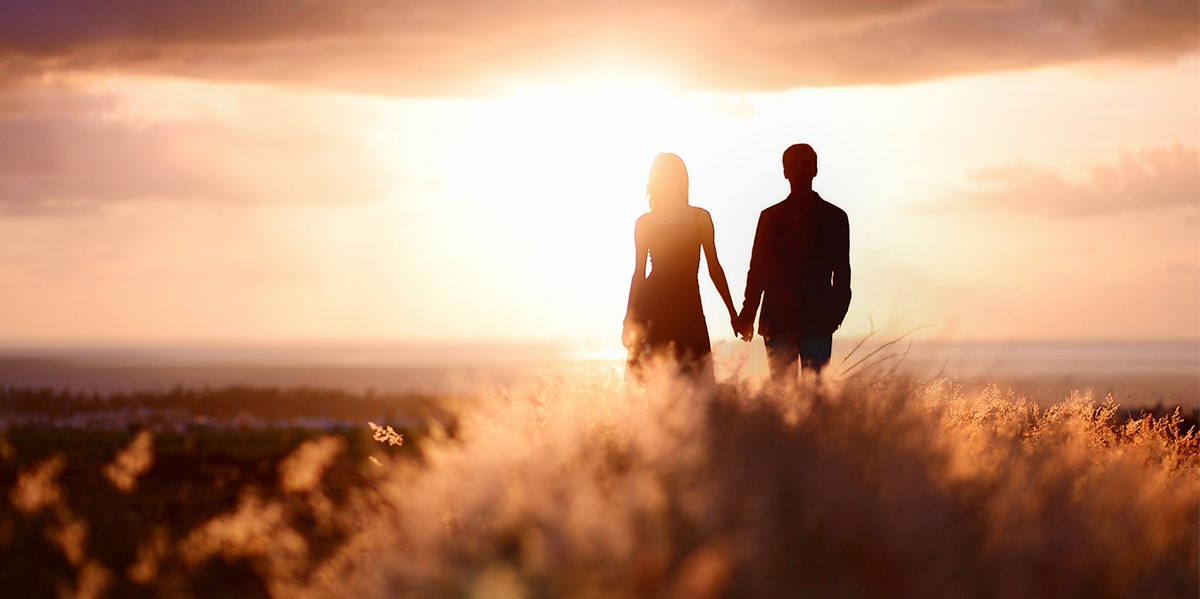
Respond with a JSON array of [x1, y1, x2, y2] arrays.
[[366, 74, 746, 343], [456, 78, 682, 201]]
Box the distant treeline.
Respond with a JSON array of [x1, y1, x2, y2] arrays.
[[1, 382, 1196, 437], [0, 385, 463, 425]]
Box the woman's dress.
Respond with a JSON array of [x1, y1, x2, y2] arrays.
[[628, 210, 711, 376]]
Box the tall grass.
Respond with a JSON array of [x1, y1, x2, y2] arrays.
[[3, 367, 1197, 598]]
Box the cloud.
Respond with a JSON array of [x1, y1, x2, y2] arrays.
[[0, 84, 394, 213], [0, 0, 1195, 94], [953, 144, 1200, 217]]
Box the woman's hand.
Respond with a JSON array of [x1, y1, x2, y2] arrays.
[[727, 310, 748, 341], [622, 318, 644, 350]]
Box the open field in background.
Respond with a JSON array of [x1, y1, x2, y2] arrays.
[[0, 365, 1196, 598], [2, 339, 1196, 408]]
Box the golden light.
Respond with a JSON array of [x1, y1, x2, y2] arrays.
[[366, 76, 749, 343]]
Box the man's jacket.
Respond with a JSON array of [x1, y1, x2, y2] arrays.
[[742, 191, 851, 338]]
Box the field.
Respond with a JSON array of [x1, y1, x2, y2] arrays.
[[1, 369, 1197, 598]]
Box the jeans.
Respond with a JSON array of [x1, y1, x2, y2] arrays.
[[764, 334, 832, 383]]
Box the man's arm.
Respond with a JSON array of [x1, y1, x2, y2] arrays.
[[828, 210, 851, 330], [738, 213, 769, 339]]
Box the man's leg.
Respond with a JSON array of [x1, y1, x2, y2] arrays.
[[797, 335, 833, 374], [763, 336, 800, 384]]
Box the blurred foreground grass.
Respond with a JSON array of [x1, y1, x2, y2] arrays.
[[0, 371, 1197, 598], [0, 426, 414, 598]]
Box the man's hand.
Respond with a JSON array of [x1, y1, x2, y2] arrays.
[[735, 311, 755, 342]]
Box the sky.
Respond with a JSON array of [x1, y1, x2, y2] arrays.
[[0, 0, 1197, 349]]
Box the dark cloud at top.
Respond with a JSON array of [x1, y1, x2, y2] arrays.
[[0, 0, 1195, 95], [956, 145, 1200, 217], [0, 86, 394, 214]]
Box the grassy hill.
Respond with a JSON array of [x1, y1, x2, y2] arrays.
[[1, 370, 1196, 597]]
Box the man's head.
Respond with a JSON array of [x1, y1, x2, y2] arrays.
[[782, 143, 818, 184]]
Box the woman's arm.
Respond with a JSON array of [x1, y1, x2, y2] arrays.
[[697, 209, 740, 336], [623, 216, 650, 348]]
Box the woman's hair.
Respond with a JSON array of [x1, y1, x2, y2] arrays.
[[646, 152, 689, 211]]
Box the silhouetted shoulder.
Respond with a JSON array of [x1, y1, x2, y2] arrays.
[[689, 205, 714, 222], [759, 199, 790, 220], [633, 212, 654, 245], [753, 202, 792, 228], [817, 197, 848, 224]]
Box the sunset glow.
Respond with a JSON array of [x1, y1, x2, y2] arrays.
[[0, 2, 1196, 350]]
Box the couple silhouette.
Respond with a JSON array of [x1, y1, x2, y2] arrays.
[[622, 144, 851, 385]]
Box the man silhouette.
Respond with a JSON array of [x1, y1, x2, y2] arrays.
[[738, 144, 850, 382]]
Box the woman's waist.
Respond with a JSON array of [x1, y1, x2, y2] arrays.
[[647, 270, 701, 285]]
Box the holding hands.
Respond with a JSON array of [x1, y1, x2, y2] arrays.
[[731, 309, 754, 342], [736, 310, 755, 342]]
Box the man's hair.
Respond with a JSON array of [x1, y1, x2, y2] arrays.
[[783, 143, 817, 169]]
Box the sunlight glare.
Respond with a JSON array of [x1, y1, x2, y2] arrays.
[[369, 78, 743, 343]]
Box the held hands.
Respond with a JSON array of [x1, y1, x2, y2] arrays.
[[734, 311, 755, 342]]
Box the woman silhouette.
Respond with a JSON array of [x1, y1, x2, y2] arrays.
[[623, 153, 740, 382]]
